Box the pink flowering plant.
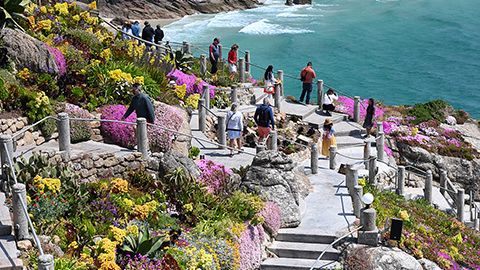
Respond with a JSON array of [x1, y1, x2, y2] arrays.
[[234, 223, 264, 270], [196, 158, 233, 196], [335, 96, 385, 121], [148, 102, 184, 152], [101, 105, 137, 148], [61, 103, 93, 143], [45, 44, 67, 75], [168, 69, 214, 99], [258, 201, 281, 236]]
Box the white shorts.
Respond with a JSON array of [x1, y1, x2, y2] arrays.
[[228, 63, 237, 73]]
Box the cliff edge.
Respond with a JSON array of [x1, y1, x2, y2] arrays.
[[78, 0, 261, 20]]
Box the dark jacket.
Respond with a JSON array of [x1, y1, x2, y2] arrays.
[[142, 26, 155, 42], [254, 104, 275, 128], [154, 28, 164, 43], [123, 93, 155, 123]]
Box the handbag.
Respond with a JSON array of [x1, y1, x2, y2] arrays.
[[300, 76, 306, 81]]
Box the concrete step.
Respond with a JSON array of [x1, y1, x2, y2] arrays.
[[280, 100, 319, 120], [261, 258, 340, 270], [0, 235, 23, 269], [276, 228, 336, 244], [302, 111, 345, 128], [268, 241, 340, 260]]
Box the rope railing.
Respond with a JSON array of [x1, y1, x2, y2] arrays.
[[309, 225, 363, 270], [12, 115, 59, 139], [2, 142, 44, 256]]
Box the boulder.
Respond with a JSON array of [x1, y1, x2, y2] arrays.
[[171, 106, 191, 157], [418, 258, 442, 270], [240, 150, 301, 227], [369, 246, 422, 270], [151, 151, 200, 180], [0, 28, 59, 75]]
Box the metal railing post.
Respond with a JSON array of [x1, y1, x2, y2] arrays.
[[245, 51, 251, 75], [239, 58, 245, 83], [13, 183, 29, 240], [353, 96, 360, 122], [38, 254, 54, 270], [440, 169, 447, 196], [368, 156, 377, 185], [329, 145, 337, 170], [311, 144, 318, 174], [198, 99, 206, 132], [457, 188, 465, 222], [58, 112, 71, 157], [274, 85, 281, 111], [377, 132, 385, 161], [218, 115, 226, 149], [0, 135, 13, 178], [136, 118, 148, 160], [231, 85, 238, 104], [377, 122, 384, 133], [277, 70, 284, 98], [364, 139, 371, 170], [203, 84, 210, 109], [182, 41, 191, 54], [345, 163, 358, 195], [397, 166, 405, 196], [268, 130, 277, 151], [425, 170, 433, 204], [317, 80, 324, 110], [256, 145, 266, 154], [353, 185, 363, 218], [200, 54, 207, 75]]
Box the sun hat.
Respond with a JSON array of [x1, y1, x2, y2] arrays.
[[324, 118, 333, 125]]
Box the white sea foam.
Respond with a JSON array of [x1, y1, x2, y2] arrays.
[[239, 19, 314, 35]]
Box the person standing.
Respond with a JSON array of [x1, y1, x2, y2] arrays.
[[121, 83, 155, 124], [226, 103, 243, 157], [263, 65, 276, 99], [254, 98, 275, 148], [363, 98, 375, 137], [131, 21, 140, 37], [299, 62, 316, 104], [154, 25, 164, 44], [323, 89, 338, 116], [209, 38, 220, 74], [228, 44, 239, 79], [141, 21, 155, 43], [321, 118, 337, 158]]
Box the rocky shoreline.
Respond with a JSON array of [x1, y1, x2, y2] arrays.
[[76, 0, 262, 20]]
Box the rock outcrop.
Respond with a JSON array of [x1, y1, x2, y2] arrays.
[[77, 0, 261, 20], [0, 28, 59, 75], [240, 150, 302, 227], [149, 151, 201, 180]]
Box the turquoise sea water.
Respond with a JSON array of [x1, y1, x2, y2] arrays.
[[164, 0, 480, 118]]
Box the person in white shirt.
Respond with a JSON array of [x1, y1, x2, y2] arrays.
[[323, 89, 338, 116], [226, 103, 243, 157]]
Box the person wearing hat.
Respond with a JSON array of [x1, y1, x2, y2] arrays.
[[132, 21, 140, 37], [142, 21, 155, 43], [321, 118, 337, 158], [209, 38, 221, 74], [254, 97, 275, 148]]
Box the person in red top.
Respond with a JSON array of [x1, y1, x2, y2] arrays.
[[299, 62, 316, 104], [228, 44, 239, 79]]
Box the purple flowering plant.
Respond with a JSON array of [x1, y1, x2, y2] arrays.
[[196, 158, 233, 196], [45, 43, 67, 75], [234, 223, 264, 270], [258, 201, 281, 236], [168, 69, 214, 99], [101, 105, 137, 148], [335, 96, 385, 121]]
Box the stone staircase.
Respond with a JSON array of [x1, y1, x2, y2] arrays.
[[0, 192, 24, 269], [262, 228, 341, 269]]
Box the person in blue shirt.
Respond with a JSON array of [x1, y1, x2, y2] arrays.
[[131, 21, 140, 37], [254, 98, 275, 148], [209, 38, 220, 74]]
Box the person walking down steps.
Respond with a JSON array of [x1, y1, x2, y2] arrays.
[[363, 98, 375, 137], [209, 38, 220, 74], [226, 103, 243, 157], [321, 118, 337, 158]]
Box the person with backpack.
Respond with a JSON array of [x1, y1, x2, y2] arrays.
[[254, 98, 275, 148], [321, 118, 337, 158]]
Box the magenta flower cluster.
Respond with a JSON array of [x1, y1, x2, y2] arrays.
[[336, 96, 384, 121], [258, 201, 281, 236], [168, 69, 214, 99], [62, 103, 92, 143], [45, 43, 66, 75], [101, 105, 137, 148], [196, 158, 232, 195], [120, 254, 163, 269], [148, 102, 184, 152], [234, 223, 265, 270]]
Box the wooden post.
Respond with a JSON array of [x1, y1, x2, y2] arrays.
[[218, 115, 226, 149], [274, 85, 281, 111], [346, 164, 358, 195], [425, 170, 433, 204], [58, 112, 71, 157], [377, 132, 385, 161], [364, 139, 371, 170], [13, 184, 29, 240], [329, 145, 337, 170], [0, 135, 13, 179], [368, 156, 377, 185], [198, 99, 206, 132], [317, 80, 324, 110]]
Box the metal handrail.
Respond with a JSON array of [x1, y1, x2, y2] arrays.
[[12, 116, 59, 139], [309, 225, 363, 270], [200, 104, 218, 117], [277, 135, 309, 150], [2, 142, 44, 256], [376, 158, 398, 170]]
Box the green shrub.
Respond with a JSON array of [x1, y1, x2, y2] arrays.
[[39, 117, 56, 138], [188, 146, 200, 159], [212, 90, 231, 109], [405, 99, 453, 125]]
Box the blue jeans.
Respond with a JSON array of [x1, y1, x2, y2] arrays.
[[300, 83, 313, 104]]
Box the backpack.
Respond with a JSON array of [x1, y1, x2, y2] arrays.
[[258, 107, 270, 126]]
